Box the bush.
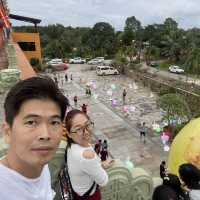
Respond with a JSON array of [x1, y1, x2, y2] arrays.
[[173, 122, 187, 137], [30, 58, 40, 66], [30, 58, 43, 72]]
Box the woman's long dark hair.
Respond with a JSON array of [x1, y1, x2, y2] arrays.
[[179, 163, 200, 190]]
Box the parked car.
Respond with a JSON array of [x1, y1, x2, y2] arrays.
[[149, 61, 159, 68], [96, 66, 119, 76], [87, 59, 102, 65], [47, 59, 63, 66], [46, 59, 69, 72], [95, 57, 104, 62], [168, 65, 184, 74], [69, 57, 86, 64]]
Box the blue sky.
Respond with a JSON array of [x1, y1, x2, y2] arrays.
[[7, 0, 200, 30]]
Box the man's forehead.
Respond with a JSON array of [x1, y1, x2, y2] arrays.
[[18, 99, 61, 117]]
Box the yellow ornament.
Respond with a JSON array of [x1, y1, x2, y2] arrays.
[[168, 118, 200, 176]]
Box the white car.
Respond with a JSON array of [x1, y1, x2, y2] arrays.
[[95, 57, 104, 62], [96, 66, 119, 76], [69, 57, 86, 64], [47, 59, 63, 66], [87, 59, 102, 65], [168, 66, 184, 74]]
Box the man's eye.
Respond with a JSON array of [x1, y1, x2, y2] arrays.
[[51, 121, 61, 125], [25, 120, 37, 126]]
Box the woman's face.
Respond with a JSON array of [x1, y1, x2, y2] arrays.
[[68, 114, 93, 146]]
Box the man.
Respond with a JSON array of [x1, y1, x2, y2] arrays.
[[160, 161, 167, 179], [73, 95, 78, 107], [140, 122, 147, 143], [122, 89, 127, 104], [0, 76, 68, 199], [94, 139, 102, 155]]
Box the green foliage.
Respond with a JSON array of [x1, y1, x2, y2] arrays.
[[184, 47, 200, 75], [30, 58, 43, 72], [13, 17, 200, 72], [30, 57, 39, 66], [173, 122, 187, 137], [157, 93, 191, 124]]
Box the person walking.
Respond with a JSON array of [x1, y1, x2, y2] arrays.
[[100, 148, 108, 162], [102, 140, 108, 151], [70, 74, 73, 81], [122, 89, 127, 104], [88, 88, 92, 97], [140, 122, 147, 143], [65, 73, 68, 82], [94, 140, 102, 156], [74, 95, 78, 107], [82, 103, 88, 114], [160, 161, 167, 179]]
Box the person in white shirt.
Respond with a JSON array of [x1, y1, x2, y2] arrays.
[[179, 163, 200, 200], [64, 109, 113, 200], [0, 77, 68, 200]]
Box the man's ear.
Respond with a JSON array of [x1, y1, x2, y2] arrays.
[[1, 122, 12, 144]]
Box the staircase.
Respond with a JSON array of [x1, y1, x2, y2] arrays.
[[0, 47, 8, 70]]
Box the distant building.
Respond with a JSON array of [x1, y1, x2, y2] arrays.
[[12, 32, 42, 64], [10, 14, 42, 64]]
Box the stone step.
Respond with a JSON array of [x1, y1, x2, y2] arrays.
[[0, 47, 8, 70]]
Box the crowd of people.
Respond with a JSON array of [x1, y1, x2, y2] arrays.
[[0, 73, 199, 200], [154, 161, 200, 200]]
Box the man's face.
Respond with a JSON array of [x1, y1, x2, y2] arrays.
[[3, 99, 63, 167]]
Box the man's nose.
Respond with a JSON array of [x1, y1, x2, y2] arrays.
[[38, 123, 51, 141]]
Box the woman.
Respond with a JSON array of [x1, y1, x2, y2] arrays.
[[179, 163, 200, 200], [64, 109, 113, 200]]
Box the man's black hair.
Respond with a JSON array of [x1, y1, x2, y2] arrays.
[[4, 76, 69, 126]]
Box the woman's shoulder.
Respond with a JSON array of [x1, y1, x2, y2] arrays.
[[70, 144, 95, 159], [82, 149, 96, 159]]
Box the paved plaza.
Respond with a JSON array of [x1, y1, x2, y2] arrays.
[[0, 64, 168, 177], [55, 64, 168, 176]]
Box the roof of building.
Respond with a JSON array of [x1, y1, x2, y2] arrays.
[[9, 14, 41, 25]]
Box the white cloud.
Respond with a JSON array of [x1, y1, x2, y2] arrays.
[[7, 0, 200, 29]]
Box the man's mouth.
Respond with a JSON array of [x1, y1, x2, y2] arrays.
[[31, 147, 54, 155]]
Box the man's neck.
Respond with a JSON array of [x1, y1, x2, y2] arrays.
[[1, 154, 43, 179]]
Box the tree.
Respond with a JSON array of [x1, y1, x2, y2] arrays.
[[184, 47, 200, 75], [123, 16, 142, 45], [157, 93, 191, 125], [84, 22, 116, 56], [124, 16, 142, 32], [164, 18, 178, 32]]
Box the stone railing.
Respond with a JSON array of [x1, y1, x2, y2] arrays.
[[49, 140, 162, 200], [0, 139, 162, 200], [0, 42, 20, 93]]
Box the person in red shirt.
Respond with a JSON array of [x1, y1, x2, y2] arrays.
[[100, 148, 108, 161]]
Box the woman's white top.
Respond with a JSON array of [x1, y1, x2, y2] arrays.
[[67, 144, 108, 196]]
